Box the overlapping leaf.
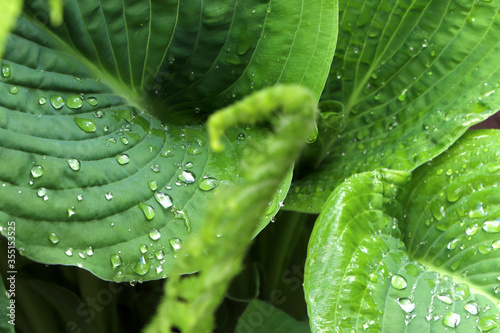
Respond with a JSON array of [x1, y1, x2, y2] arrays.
[[0, 1, 337, 282], [305, 130, 500, 332], [288, 0, 500, 213]]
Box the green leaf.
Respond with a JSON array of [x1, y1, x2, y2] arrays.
[[235, 299, 310, 333], [0, 0, 22, 59], [0, 0, 337, 282], [287, 0, 500, 213], [0, 273, 15, 333], [305, 130, 500, 332]]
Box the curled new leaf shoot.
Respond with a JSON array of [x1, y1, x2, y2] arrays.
[[144, 84, 317, 333]]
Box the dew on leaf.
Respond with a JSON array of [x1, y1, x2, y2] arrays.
[[391, 274, 407, 290], [464, 302, 478, 315], [174, 210, 191, 233], [110, 254, 122, 268], [397, 298, 415, 313], [66, 95, 83, 109], [31, 165, 44, 178], [66, 158, 81, 171], [86, 97, 98, 106], [67, 206, 76, 217], [148, 180, 158, 191], [199, 177, 218, 191], [155, 250, 165, 260], [139, 203, 155, 220], [74, 118, 97, 133], [403, 263, 419, 277], [151, 164, 161, 173], [446, 185, 463, 203], [161, 149, 174, 157], [2, 64, 11, 78], [9, 86, 18, 94], [120, 137, 129, 145], [149, 228, 161, 240], [237, 133, 245, 141], [437, 293, 453, 304], [37, 188, 47, 197], [466, 224, 480, 236], [39, 97, 47, 105], [105, 192, 113, 200], [483, 219, 500, 233], [139, 244, 148, 253], [454, 283, 470, 300], [477, 316, 499, 332], [178, 170, 195, 184], [169, 238, 182, 251], [48, 232, 60, 244], [155, 192, 173, 209], [187, 147, 201, 155], [117, 154, 130, 165], [86, 246, 93, 256], [442, 312, 460, 328], [65, 248, 73, 256], [133, 256, 150, 276], [492, 240, 500, 249], [50, 95, 65, 109]]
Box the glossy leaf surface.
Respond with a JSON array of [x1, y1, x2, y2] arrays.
[[288, 0, 500, 213]]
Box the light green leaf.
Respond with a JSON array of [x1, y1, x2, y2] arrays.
[[287, 0, 500, 213], [0, 273, 15, 333], [0, 0, 337, 281], [235, 299, 310, 333], [305, 130, 500, 332], [0, 0, 22, 59]]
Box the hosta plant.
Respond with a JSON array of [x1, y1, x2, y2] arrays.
[[1, 0, 500, 332]]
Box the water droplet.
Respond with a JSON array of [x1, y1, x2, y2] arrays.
[[37, 188, 47, 197], [151, 164, 160, 173], [77, 194, 83, 201], [139, 244, 148, 253], [133, 256, 150, 276], [477, 316, 499, 331], [251, 8, 256, 14], [9, 86, 18, 94], [74, 118, 96, 133], [66, 95, 83, 109], [492, 240, 500, 249], [31, 165, 44, 178], [403, 263, 419, 277], [86, 97, 98, 106], [149, 228, 161, 240], [67, 206, 76, 217], [120, 137, 129, 145], [105, 192, 113, 200], [466, 223, 480, 236], [446, 185, 463, 203], [155, 192, 173, 209], [147, 180, 158, 191], [110, 254, 122, 268], [66, 158, 81, 171], [50, 95, 65, 109], [442, 312, 460, 328], [161, 149, 174, 157], [86, 246, 93, 256], [169, 238, 182, 251], [48, 232, 60, 244], [117, 154, 130, 165], [437, 293, 453, 304], [139, 203, 155, 220], [174, 210, 191, 233], [39, 97, 47, 105], [178, 170, 195, 184], [198, 177, 218, 191], [237, 133, 245, 141], [454, 283, 470, 300], [391, 275, 407, 290], [483, 219, 500, 233], [155, 250, 165, 260], [2, 64, 11, 78], [464, 302, 478, 315], [65, 248, 73, 256], [447, 238, 460, 250], [397, 298, 415, 313], [187, 147, 201, 155]]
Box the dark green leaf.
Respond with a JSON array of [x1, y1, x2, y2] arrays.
[[235, 299, 310, 333], [288, 0, 500, 213]]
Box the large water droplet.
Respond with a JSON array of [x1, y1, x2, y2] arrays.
[[397, 298, 415, 313], [149, 228, 161, 240], [9, 86, 18, 94], [2, 64, 11, 78], [66, 95, 83, 109], [66, 158, 81, 171], [446, 185, 463, 203], [483, 219, 500, 233], [155, 192, 173, 209], [50, 95, 65, 109], [447, 238, 460, 250], [31, 165, 44, 178], [391, 274, 407, 290], [199, 177, 218, 191], [139, 203, 155, 220], [442, 312, 460, 328], [110, 254, 122, 268], [117, 154, 130, 165], [466, 223, 481, 236], [464, 301, 478, 315], [178, 170, 195, 184], [169, 238, 182, 251], [133, 256, 150, 276], [48, 232, 60, 244], [477, 316, 499, 331], [148, 180, 158, 191], [74, 118, 96, 133]]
